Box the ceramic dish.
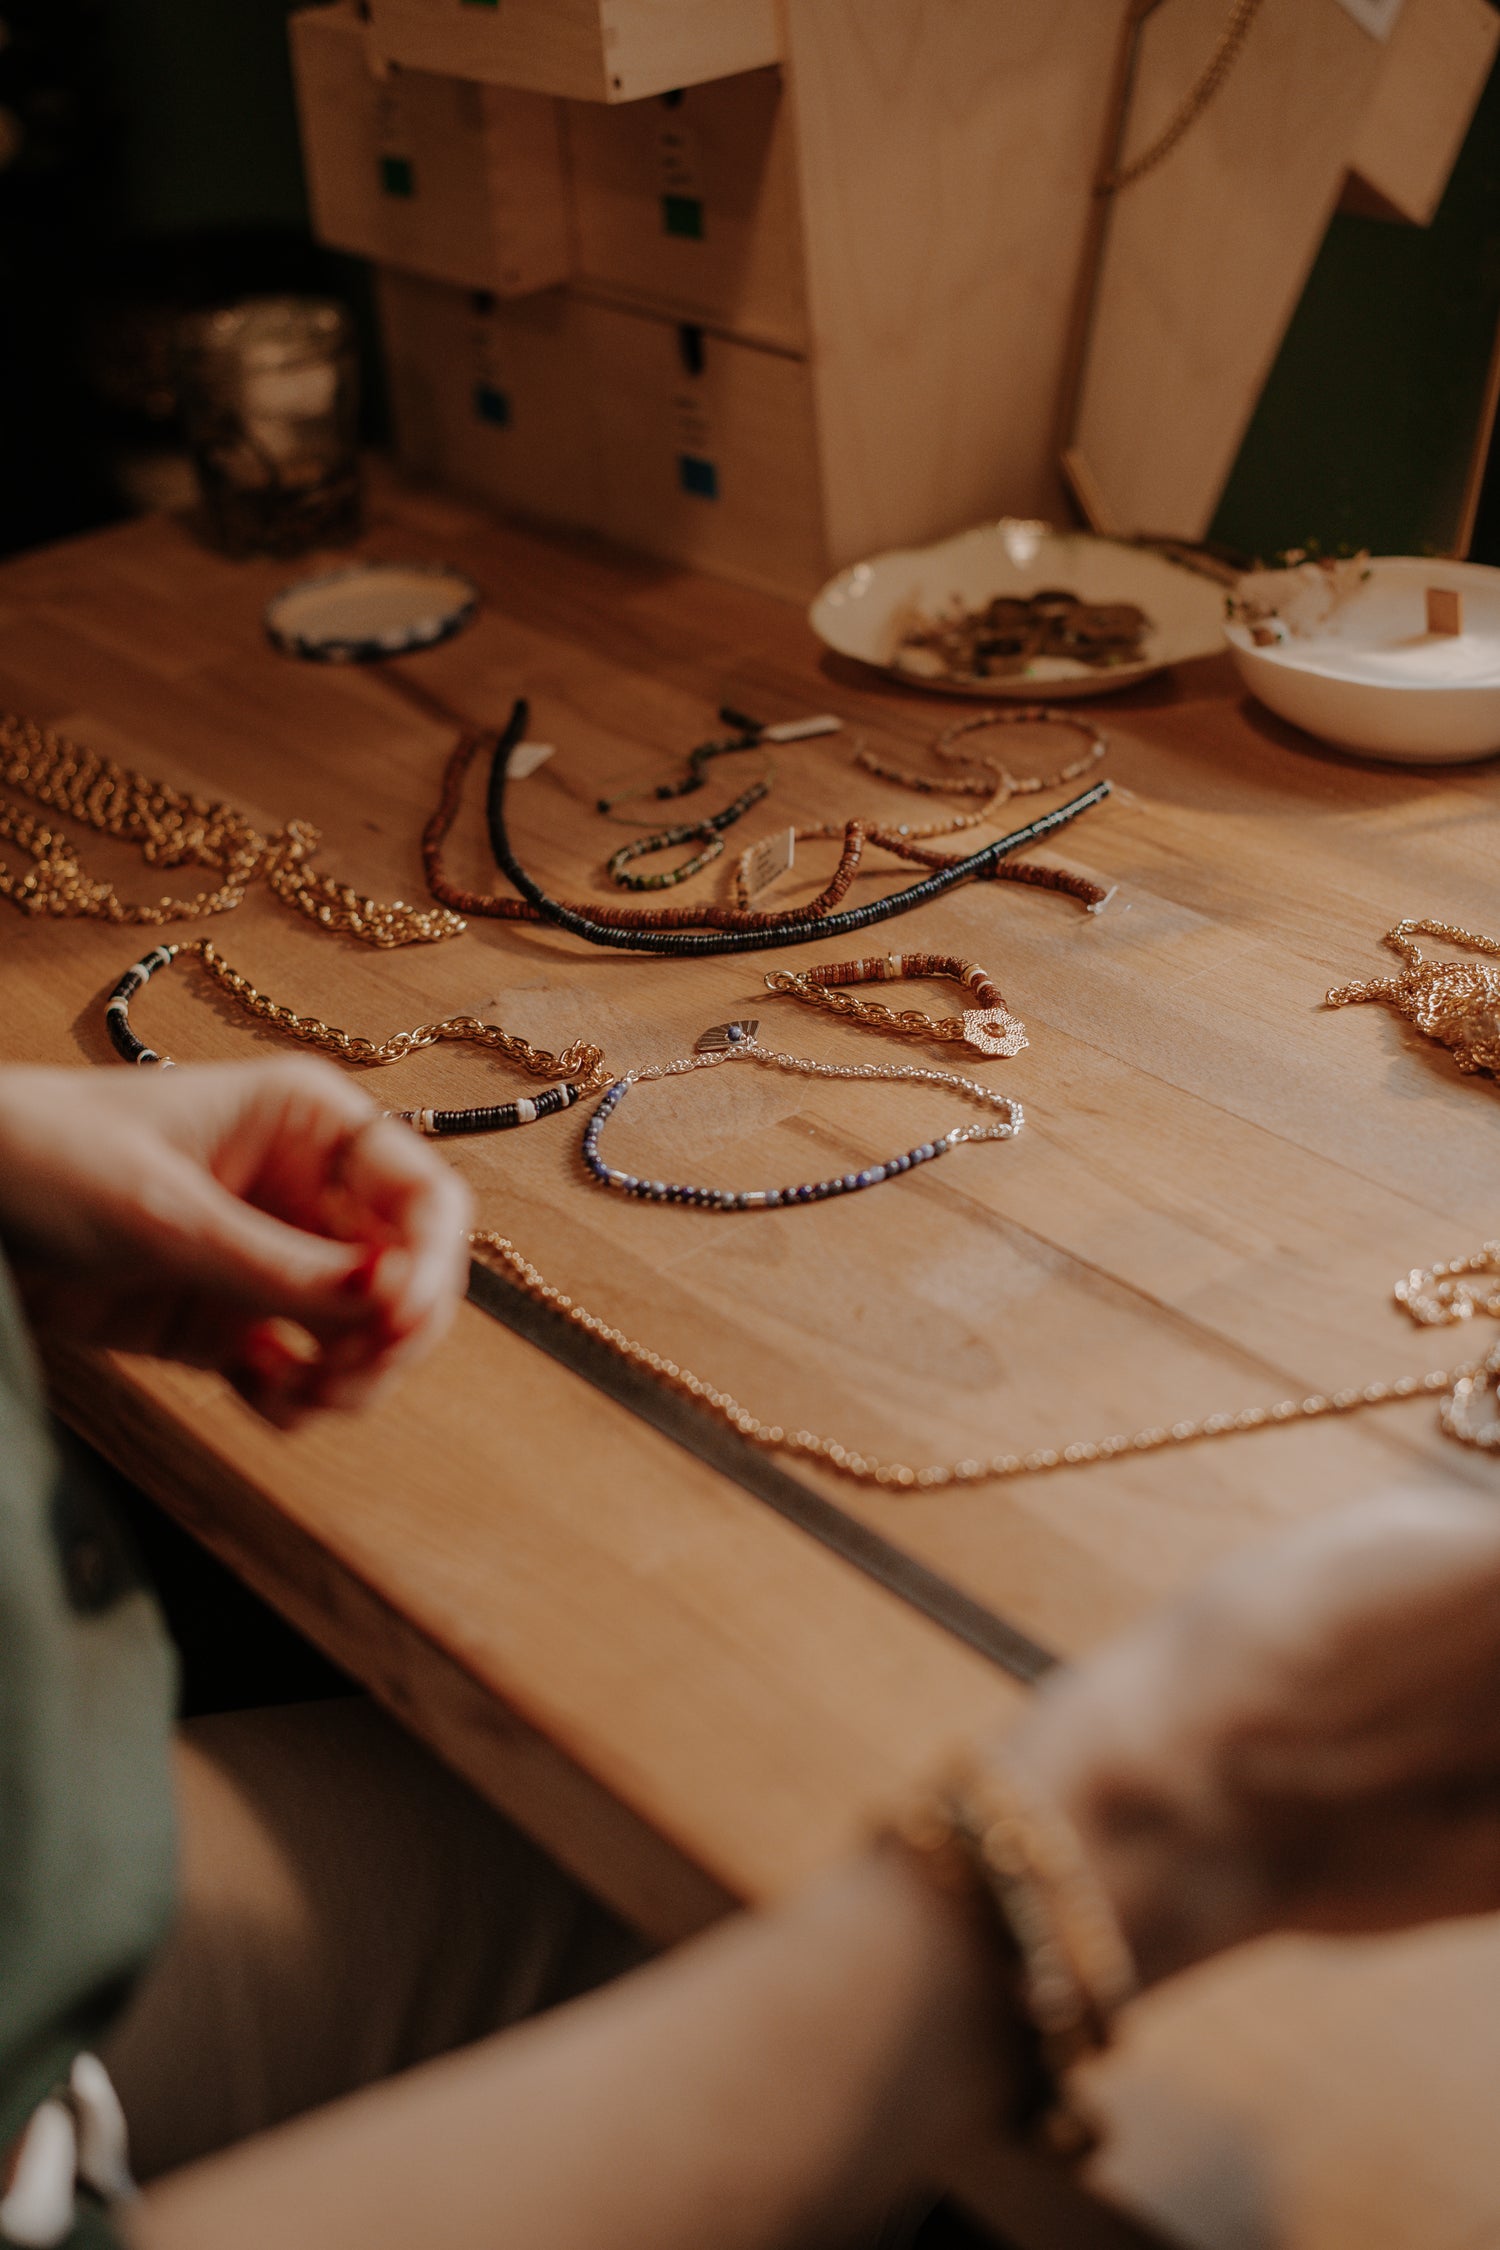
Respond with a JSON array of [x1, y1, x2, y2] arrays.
[[808, 520, 1229, 699], [1225, 556, 1500, 763], [265, 562, 479, 663]]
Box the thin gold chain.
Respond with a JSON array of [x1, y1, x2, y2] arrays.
[[468, 1233, 1499, 1491], [184, 940, 609, 1087], [0, 712, 464, 947], [1098, 0, 1268, 196]]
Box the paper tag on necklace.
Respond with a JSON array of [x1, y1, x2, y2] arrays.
[[1331, 0, 1403, 35], [741, 827, 795, 898], [507, 740, 555, 780]]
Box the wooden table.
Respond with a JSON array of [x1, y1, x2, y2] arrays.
[[6, 474, 1500, 2250]]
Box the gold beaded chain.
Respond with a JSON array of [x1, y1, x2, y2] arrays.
[[468, 1233, 1500, 1491], [186, 939, 609, 1087], [0, 712, 464, 947]]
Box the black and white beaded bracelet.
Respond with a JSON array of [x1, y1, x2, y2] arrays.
[[103, 942, 594, 1139]]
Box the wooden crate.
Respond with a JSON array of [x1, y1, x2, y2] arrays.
[[376, 269, 601, 528], [290, 4, 569, 296], [578, 299, 824, 600], [364, 0, 779, 103], [565, 67, 807, 351]]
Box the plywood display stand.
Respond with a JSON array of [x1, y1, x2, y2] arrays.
[[1063, 0, 1498, 541], [290, 0, 1496, 591]]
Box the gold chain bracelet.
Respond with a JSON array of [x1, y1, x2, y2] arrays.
[[765, 951, 1027, 1059], [469, 1233, 1500, 1490], [107, 941, 610, 1135]]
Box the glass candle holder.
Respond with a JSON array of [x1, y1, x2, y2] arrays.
[[177, 297, 361, 557]]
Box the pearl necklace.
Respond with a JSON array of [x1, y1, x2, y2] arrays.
[[581, 1021, 1022, 1211]]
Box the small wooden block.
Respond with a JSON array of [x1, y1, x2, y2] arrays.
[[1427, 585, 1464, 636]]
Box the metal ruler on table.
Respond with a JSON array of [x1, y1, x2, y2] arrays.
[[467, 1258, 1056, 1686]]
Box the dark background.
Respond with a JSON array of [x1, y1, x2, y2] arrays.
[[3, 0, 1500, 563]]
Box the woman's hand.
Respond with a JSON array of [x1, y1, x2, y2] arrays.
[[1012, 1489, 1500, 1987], [0, 1061, 473, 1427]]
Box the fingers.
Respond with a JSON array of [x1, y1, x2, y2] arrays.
[[0, 1059, 476, 1421]]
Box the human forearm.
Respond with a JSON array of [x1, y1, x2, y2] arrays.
[[126, 1842, 1010, 2250]]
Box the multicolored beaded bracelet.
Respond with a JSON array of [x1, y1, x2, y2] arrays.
[[605, 777, 771, 891], [579, 1020, 1022, 1209], [764, 952, 1028, 1057], [103, 940, 604, 1138]]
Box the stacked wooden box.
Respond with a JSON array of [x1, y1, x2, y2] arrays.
[[289, 0, 1128, 601], [290, 0, 1499, 598]]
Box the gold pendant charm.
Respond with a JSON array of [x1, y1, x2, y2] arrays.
[[961, 1007, 1029, 1059]]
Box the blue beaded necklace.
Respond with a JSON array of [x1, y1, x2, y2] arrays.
[[581, 1021, 1023, 1211]]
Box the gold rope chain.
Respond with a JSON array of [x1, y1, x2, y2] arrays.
[[1098, 0, 1268, 196], [0, 713, 464, 947], [186, 940, 609, 1088], [468, 1234, 1500, 1491]]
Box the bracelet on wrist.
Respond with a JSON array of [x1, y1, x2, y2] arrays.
[[890, 1750, 1135, 2160]]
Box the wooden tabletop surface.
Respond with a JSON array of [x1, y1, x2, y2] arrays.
[[5, 473, 1500, 2250]]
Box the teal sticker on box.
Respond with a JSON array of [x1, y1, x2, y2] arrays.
[[474, 382, 511, 427], [678, 454, 718, 500], [379, 154, 414, 198], [662, 194, 704, 241]]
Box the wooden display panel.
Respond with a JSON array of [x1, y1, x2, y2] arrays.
[[579, 297, 825, 599], [364, 0, 780, 104], [290, 4, 570, 297], [565, 67, 808, 353], [779, 0, 1130, 566], [1066, 0, 1498, 540], [377, 270, 601, 528]]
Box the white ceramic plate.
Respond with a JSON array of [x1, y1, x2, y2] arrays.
[[808, 520, 1229, 699], [1225, 556, 1500, 763]]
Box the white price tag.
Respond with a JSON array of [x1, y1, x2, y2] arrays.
[[741, 828, 796, 899], [508, 741, 555, 779], [1331, 0, 1404, 38]]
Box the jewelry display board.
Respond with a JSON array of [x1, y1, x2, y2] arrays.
[[1062, 0, 1497, 541], [10, 475, 1500, 2250]]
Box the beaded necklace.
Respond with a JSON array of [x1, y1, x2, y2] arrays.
[[1, 713, 464, 947], [105, 939, 606, 1137], [765, 953, 1028, 1058], [580, 1020, 1022, 1210], [605, 777, 771, 892], [733, 707, 1113, 917], [595, 709, 839, 818], [421, 704, 1113, 940], [468, 1233, 1500, 1490], [481, 709, 1113, 956]]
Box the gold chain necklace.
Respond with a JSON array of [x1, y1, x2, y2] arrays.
[[468, 1234, 1500, 1490], [1097, 0, 1268, 196], [1326, 920, 1500, 1079], [0, 713, 464, 947], [109, 936, 606, 1082]]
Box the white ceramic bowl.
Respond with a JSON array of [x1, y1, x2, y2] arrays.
[[1225, 556, 1500, 763], [809, 520, 1229, 699]]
